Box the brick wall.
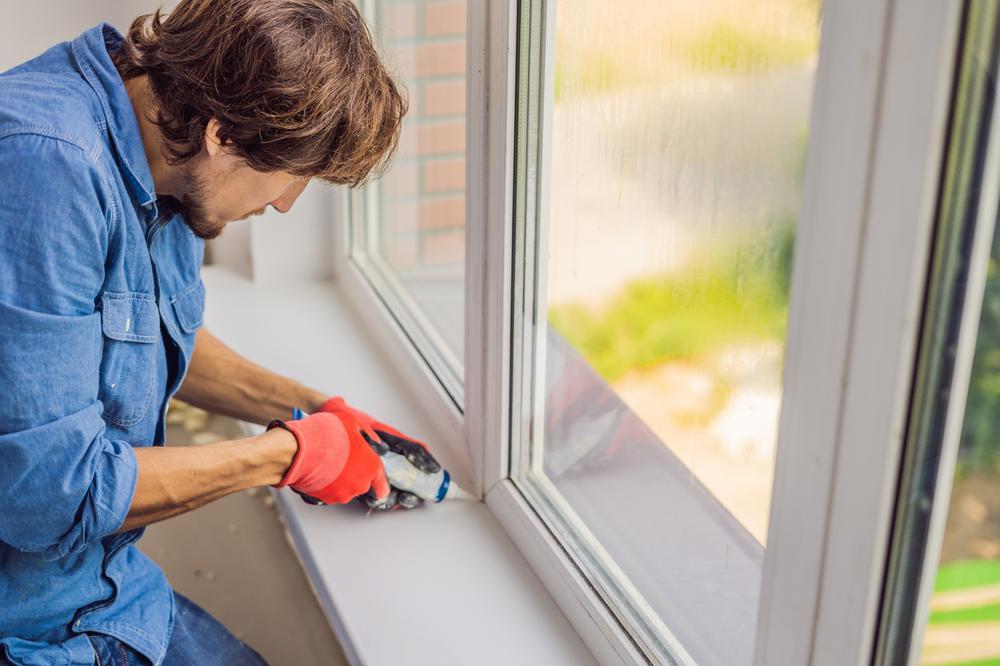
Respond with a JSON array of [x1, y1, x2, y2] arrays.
[[372, 0, 467, 273]]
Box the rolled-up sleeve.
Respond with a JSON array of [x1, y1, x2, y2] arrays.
[[0, 132, 137, 559]]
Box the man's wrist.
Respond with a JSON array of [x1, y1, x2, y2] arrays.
[[297, 388, 329, 414], [253, 427, 299, 486]]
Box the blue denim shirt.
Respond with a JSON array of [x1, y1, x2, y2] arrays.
[[0, 25, 205, 665]]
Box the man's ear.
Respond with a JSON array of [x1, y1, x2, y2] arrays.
[[204, 119, 226, 158]]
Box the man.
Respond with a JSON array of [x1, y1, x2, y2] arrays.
[[0, 1, 437, 663]]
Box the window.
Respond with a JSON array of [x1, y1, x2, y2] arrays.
[[336, 0, 978, 661], [349, 0, 468, 404], [509, 0, 820, 662], [875, 4, 1000, 662]]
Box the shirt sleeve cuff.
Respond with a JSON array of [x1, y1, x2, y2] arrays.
[[43, 438, 138, 561]]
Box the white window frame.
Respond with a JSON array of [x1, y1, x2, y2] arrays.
[[337, 0, 973, 662]]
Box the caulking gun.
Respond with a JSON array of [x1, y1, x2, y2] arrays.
[[292, 407, 474, 504]]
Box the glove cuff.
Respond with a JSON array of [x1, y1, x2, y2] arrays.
[[268, 414, 350, 491]]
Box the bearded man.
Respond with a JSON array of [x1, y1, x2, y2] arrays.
[[0, 1, 438, 663]]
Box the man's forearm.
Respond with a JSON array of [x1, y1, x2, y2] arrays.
[[120, 427, 297, 532], [175, 328, 327, 425]]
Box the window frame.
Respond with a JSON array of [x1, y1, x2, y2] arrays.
[[874, 2, 1000, 660], [339, 0, 973, 663]]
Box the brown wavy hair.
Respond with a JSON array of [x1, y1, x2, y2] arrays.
[[112, 0, 407, 187]]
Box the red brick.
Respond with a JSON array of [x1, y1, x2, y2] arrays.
[[384, 162, 419, 197], [422, 80, 466, 116], [423, 158, 465, 192], [421, 229, 465, 265], [418, 196, 464, 230], [424, 2, 467, 37], [417, 121, 465, 155], [394, 122, 419, 157], [386, 200, 418, 234], [379, 3, 418, 39], [381, 234, 419, 270], [414, 42, 466, 77]]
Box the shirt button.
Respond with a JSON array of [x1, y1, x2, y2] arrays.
[[73, 620, 82, 630]]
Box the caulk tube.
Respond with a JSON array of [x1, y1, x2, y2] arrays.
[[378, 450, 473, 502], [291, 408, 473, 502]]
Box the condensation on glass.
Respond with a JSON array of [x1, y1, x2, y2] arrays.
[[357, 0, 467, 367], [514, 1, 821, 663]]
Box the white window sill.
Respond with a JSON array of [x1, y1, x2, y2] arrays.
[[200, 266, 595, 666]]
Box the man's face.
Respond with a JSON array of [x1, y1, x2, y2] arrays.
[[173, 150, 310, 240]]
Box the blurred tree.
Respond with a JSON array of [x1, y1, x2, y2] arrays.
[[960, 225, 1000, 469]]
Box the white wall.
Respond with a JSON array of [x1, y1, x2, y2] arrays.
[[0, 0, 336, 283], [0, 1, 178, 72]]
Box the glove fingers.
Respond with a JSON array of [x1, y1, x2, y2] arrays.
[[396, 491, 423, 510], [370, 464, 391, 500], [375, 429, 441, 473], [362, 487, 398, 511], [359, 488, 423, 512], [361, 428, 389, 455]]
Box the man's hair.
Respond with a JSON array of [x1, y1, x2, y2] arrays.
[[113, 0, 407, 187]]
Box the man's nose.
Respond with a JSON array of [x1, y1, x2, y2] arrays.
[[270, 179, 309, 213]]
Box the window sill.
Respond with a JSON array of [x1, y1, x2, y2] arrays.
[[200, 266, 595, 666]]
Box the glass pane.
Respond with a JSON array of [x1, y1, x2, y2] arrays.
[[516, 0, 821, 662], [362, 0, 466, 366], [918, 202, 1000, 666]]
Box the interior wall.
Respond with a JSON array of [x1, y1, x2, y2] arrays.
[[0, 0, 336, 284], [0, 1, 178, 70]]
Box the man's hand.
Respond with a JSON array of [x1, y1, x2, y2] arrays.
[[268, 411, 390, 505], [317, 397, 440, 510]]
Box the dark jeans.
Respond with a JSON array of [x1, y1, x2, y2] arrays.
[[88, 593, 268, 665]]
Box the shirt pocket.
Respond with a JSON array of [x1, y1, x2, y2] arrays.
[[167, 279, 205, 367], [170, 279, 205, 335], [98, 291, 159, 428]]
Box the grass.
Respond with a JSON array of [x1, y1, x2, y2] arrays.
[[926, 559, 1000, 646], [934, 559, 1000, 592], [929, 603, 1000, 625], [548, 225, 794, 382], [926, 559, 1000, 625]]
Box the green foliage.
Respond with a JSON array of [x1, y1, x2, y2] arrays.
[[688, 21, 817, 74], [929, 602, 1000, 624], [960, 228, 1000, 468], [933, 559, 1000, 592], [549, 221, 795, 382], [554, 51, 622, 100]]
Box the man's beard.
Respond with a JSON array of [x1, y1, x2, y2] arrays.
[[158, 167, 224, 241]]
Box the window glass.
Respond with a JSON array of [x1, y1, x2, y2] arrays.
[[918, 218, 1000, 666], [352, 0, 467, 396], [513, 0, 821, 662]]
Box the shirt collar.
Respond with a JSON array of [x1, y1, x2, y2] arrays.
[[71, 25, 158, 215]]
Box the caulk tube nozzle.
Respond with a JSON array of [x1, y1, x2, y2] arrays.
[[443, 482, 476, 501]]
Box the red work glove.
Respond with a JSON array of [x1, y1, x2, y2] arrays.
[[267, 411, 390, 505], [317, 397, 441, 510]]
